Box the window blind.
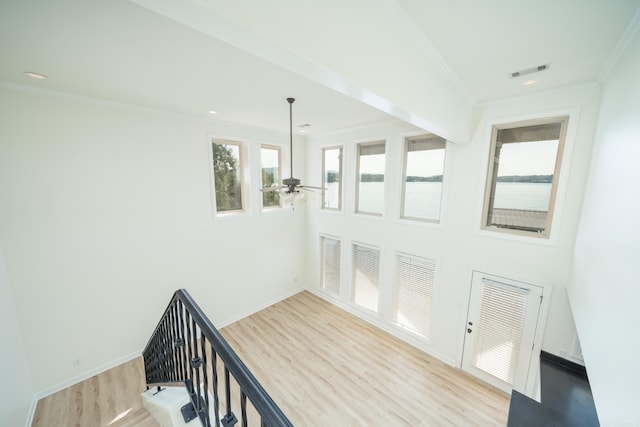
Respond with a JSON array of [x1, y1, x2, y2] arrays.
[[320, 236, 341, 295], [392, 253, 436, 337], [471, 279, 529, 385], [352, 243, 380, 312]]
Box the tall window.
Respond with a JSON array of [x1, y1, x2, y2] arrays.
[[483, 117, 567, 237], [212, 139, 243, 213], [392, 252, 436, 337], [352, 243, 381, 313], [356, 141, 386, 215], [322, 146, 342, 210], [260, 145, 281, 209], [320, 235, 341, 295], [402, 134, 447, 222]]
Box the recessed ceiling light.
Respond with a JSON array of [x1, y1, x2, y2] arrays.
[[208, 110, 217, 115], [24, 71, 47, 80], [523, 79, 538, 86]]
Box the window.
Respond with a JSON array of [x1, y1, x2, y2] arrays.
[[356, 141, 386, 215], [352, 243, 380, 312], [260, 145, 282, 209], [483, 118, 567, 237], [322, 146, 342, 210], [212, 139, 244, 213], [401, 134, 447, 222], [392, 253, 436, 337], [320, 235, 341, 295]]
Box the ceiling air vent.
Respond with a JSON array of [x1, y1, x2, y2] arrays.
[[509, 64, 550, 79]]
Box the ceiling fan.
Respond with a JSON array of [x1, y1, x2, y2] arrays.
[[260, 97, 323, 195]]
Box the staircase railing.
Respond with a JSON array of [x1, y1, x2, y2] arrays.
[[143, 289, 293, 427]]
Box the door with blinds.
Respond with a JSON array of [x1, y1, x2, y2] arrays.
[[462, 271, 544, 394]]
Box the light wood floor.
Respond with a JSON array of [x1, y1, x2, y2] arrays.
[[32, 357, 159, 427], [218, 291, 510, 426], [32, 290, 510, 426]]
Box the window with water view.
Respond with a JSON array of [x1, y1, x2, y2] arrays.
[[483, 118, 567, 237], [402, 134, 447, 222], [356, 141, 386, 215], [322, 146, 342, 210]]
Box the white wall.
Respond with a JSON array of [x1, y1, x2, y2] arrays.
[[0, 244, 34, 427], [304, 85, 600, 373], [570, 31, 640, 425], [0, 84, 306, 397]]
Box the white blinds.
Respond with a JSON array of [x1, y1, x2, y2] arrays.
[[392, 253, 435, 337], [352, 243, 380, 312], [472, 279, 529, 385], [320, 236, 341, 295]]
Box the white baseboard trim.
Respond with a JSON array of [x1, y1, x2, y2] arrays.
[[307, 287, 458, 368], [26, 350, 141, 426]]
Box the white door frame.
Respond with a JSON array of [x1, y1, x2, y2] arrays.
[[461, 271, 552, 398]]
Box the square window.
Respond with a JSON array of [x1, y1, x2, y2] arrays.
[[482, 118, 568, 237], [212, 139, 244, 213], [401, 134, 446, 222]]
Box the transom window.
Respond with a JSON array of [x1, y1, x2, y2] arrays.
[[401, 134, 447, 222], [322, 146, 342, 210], [212, 139, 244, 214], [356, 141, 386, 216], [260, 145, 282, 209], [482, 117, 568, 237]]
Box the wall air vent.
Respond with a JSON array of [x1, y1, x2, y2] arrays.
[[509, 64, 550, 79]]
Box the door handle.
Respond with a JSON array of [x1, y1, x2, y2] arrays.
[[467, 328, 472, 333]]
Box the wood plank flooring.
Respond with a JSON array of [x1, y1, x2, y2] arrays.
[[218, 291, 510, 426], [32, 357, 159, 427], [32, 290, 510, 426]]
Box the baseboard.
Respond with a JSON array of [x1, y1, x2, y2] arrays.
[[540, 350, 588, 377], [25, 395, 38, 427], [306, 288, 458, 368]]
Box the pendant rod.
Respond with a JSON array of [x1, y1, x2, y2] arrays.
[[287, 97, 294, 178]]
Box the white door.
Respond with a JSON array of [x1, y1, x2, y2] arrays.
[[462, 272, 544, 394]]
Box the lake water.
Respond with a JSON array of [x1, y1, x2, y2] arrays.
[[324, 182, 552, 217]]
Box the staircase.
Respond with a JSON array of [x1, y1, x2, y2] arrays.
[[507, 351, 599, 426]]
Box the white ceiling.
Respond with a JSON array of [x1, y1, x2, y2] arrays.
[[1, 0, 639, 135]]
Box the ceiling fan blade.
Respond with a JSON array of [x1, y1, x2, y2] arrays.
[[259, 185, 286, 192], [298, 185, 326, 190]]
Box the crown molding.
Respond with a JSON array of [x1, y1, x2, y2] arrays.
[[598, 5, 640, 83]]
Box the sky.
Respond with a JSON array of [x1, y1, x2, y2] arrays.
[[497, 140, 559, 176]]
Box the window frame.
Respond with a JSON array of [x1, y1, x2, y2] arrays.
[[481, 116, 569, 238], [391, 251, 437, 338], [351, 241, 382, 314], [400, 134, 447, 223], [321, 145, 343, 211], [260, 144, 283, 210], [355, 140, 386, 216], [319, 234, 341, 296], [211, 138, 246, 216]]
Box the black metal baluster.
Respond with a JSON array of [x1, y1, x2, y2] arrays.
[[201, 334, 211, 427], [212, 350, 221, 427], [221, 367, 237, 426], [192, 319, 203, 423], [240, 390, 247, 427]]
